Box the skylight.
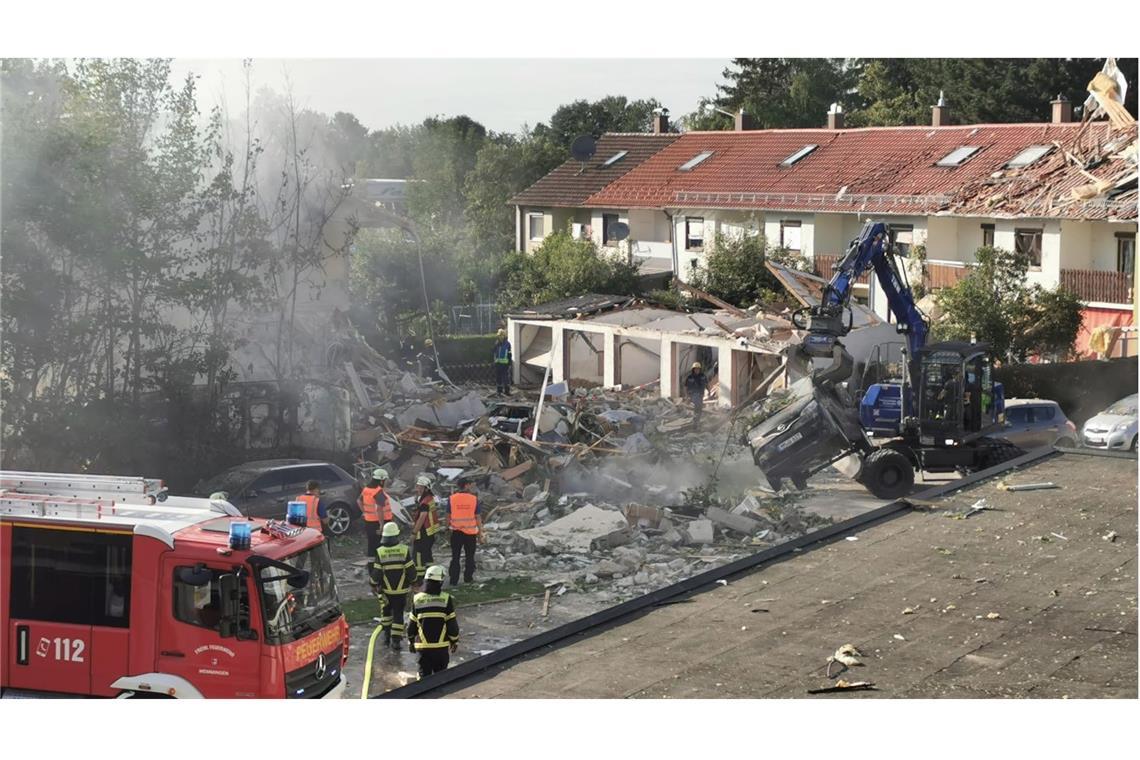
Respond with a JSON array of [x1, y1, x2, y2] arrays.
[[1005, 144, 1053, 168], [935, 146, 981, 167], [780, 144, 819, 167], [602, 150, 629, 167], [678, 151, 714, 171]]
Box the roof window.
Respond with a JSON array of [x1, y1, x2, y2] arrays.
[[1005, 144, 1053, 168], [678, 151, 714, 171], [602, 150, 629, 167], [935, 145, 981, 167], [780, 144, 819, 167]]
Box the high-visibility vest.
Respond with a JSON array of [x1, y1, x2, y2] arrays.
[[417, 496, 441, 537], [410, 592, 456, 650], [493, 341, 511, 364], [449, 492, 479, 535], [296, 493, 321, 528], [361, 486, 391, 522], [373, 544, 413, 594]]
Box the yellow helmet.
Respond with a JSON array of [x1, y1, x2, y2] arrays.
[[692, 361, 702, 370], [424, 339, 434, 348]]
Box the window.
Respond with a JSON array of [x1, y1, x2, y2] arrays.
[[779, 220, 802, 251], [780, 144, 819, 167], [890, 224, 914, 256], [602, 213, 620, 244], [1006, 407, 1030, 424], [247, 470, 288, 497], [981, 223, 995, 248], [1034, 404, 1057, 422], [685, 217, 704, 250], [602, 150, 628, 167], [173, 566, 250, 633], [1117, 233, 1136, 275], [1006, 145, 1053, 168], [528, 213, 544, 241], [10, 527, 132, 628], [280, 465, 342, 494], [678, 151, 714, 171], [1015, 228, 1043, 267], [936, 146, 981, 167]]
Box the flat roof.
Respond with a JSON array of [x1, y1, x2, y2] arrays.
[[440, 451, 1137, 698]]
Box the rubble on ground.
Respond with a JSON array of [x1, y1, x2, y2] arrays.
[[328, 316, 833, 603]]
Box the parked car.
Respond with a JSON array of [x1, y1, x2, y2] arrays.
[[1081, 394, 1138, 452], [1000, 399, 1077, 449], [195, 459, 361, 536]]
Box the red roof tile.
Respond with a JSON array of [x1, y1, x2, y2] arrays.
[[512, 133, 678, 208], [581, 123, 1135, 220]]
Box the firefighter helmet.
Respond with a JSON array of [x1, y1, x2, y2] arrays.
[[425, 565, 445, 582], [382, 522, 400, 538]]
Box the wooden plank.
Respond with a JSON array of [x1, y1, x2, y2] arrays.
[[671, 276, 749, 318], [499, 460, 534, 482]]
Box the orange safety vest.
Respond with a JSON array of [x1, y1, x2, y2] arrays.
[[360, 487, 383, 524], [296, 493, 322, 529], [448, 492, 479, 535]]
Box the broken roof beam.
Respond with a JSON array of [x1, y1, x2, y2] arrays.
[[671, 277, 750, 319]]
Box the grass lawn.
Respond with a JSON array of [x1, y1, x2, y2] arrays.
[[340, 576, 546, 625]]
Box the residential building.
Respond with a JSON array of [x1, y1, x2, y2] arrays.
[[513, 100, 1137, 358]]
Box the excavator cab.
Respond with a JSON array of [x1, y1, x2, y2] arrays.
[[914, 342, 1002, 447]]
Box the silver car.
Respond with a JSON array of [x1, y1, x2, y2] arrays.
[[1081, 394, 1138, 452], [1001, 399, 1078, 449]]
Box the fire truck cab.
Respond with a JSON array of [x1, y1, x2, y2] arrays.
[[1, 471, 349, 699]]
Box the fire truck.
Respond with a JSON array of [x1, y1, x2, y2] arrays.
[[0, 470, 349, 698]]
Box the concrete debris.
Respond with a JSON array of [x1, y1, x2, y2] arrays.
[[687, 519, 715, 545], [516, 504, 630, 554], [707, 506, 762, 535]]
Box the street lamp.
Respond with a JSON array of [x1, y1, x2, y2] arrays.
[[370, 203, 450, 386], [702, 102, 736, 119]]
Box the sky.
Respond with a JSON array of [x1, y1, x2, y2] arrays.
[[168, 59, 731, 134]]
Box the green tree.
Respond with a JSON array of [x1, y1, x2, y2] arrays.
[[934, 246, 1083, 361], [497, 231, 641, 310], [539, 95, 666, 146], [688, 233, 799, 307], [695, 58, 856, 130], [848, 58, 1139, 126]]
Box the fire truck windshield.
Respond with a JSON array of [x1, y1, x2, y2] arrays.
[[255, 543, 340, 644]]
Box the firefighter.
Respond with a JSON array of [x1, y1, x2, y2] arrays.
[[295, 480, 328, 533], [411, 474, 441, 582], [370, 521, 415, 650], [492, 328, 512, 395], [406, 565, 459, 678], [358, 468, 392, 559], [447, 476, 482, 586]]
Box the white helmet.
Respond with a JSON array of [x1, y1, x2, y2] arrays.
[[415, 474, 434, 488], [382, 522, 400, 538], [424, 565, 445, 582], [372, 468, 389, 481]]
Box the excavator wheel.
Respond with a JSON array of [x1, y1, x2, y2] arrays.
[[976, 437, 1025, 470], [859, 448, 915, 500]]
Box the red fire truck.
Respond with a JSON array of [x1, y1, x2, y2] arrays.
[[0, 470, 349, 698]]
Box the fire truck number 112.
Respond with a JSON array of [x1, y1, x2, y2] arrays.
[[38, 637, 86, 662]]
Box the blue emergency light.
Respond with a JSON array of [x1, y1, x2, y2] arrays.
[[228, 521, 252, 550], [286, 501, 308, 527]]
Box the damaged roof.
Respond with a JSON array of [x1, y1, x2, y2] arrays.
[[580, 122, 1136, 220], [511, 133, 679, 208], [505, 293, 634, 319]]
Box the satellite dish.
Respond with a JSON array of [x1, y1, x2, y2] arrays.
[[607, 221, 630, 242], [570, 134, 597, 162]]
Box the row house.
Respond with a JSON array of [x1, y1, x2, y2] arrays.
[[513, 101, 1138, 357]]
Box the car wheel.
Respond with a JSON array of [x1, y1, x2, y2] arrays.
[[1131, 436, 1137, 453], [325, 503, 353, 536], [1055, 437, 1076, 449]]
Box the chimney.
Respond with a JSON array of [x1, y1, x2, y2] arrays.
[[1051, 93, 1073, 123], [827, 102, 844, 130], [734, 109, 757, 131], [931, 90, 949, 127], [652, 108, 669, 134]]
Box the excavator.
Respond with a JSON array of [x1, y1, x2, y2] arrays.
[[749, 220, 1022, 499]]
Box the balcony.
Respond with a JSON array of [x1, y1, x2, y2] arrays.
[[1060, 269, 1133, 305], [814, 254, 970, 291]]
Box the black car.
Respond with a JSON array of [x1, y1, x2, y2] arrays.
[[195, 459, 361, 536]]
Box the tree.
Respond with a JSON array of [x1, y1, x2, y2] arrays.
[[497, 231, 641, 310], [848, 58, 1139, 126], [693, 58, 856, 130], [933, 246, 1083, 361], [688, 233, 803, 307], [539, 96, 665, 146]]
